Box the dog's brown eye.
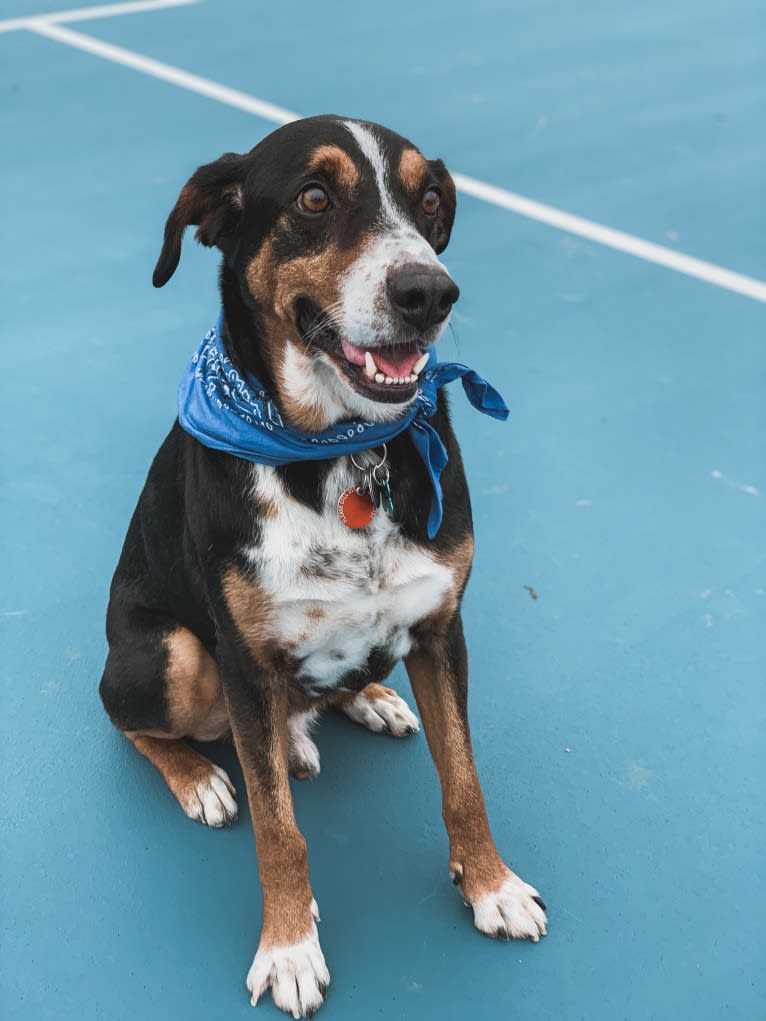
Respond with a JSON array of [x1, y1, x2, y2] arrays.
[[422, 189, 440, 216], [298, 185, 330, 214]]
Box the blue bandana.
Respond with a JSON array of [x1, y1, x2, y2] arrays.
[[178, 314, 508, 538]]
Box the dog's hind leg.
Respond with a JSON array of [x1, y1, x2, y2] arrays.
[[126, 733, 238, 826], [100, 621, 237, 826]]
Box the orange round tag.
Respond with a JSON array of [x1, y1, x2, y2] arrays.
[[338, 487, 376, 529]]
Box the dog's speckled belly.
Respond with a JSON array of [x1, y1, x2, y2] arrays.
[[274, 569, 450, 693]]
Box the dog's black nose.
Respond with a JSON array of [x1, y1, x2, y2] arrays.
[[386, 264, 460, 331]]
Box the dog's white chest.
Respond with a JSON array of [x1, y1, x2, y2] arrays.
[[245, 464, 452, 688]]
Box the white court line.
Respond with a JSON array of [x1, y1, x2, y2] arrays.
[[451, 174, 766, 303], [19, 19, 766, 304], [0, 0, 196, 34], [31, 20, 301, 124]]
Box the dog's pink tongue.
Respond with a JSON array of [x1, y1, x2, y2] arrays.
[[340, 339, 421, 377], [372, 345, 422, 378]]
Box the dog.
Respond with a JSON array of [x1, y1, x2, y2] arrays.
[[99, 114, 547, 1018]]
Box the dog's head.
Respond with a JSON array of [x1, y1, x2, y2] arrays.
[[154, 115, 459, 428]]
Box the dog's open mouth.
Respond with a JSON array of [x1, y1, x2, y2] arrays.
[[296, 301, 426, 404]]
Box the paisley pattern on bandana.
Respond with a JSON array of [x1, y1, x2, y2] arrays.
[[178, 313, 509, 538], [192, 331, 285, 431]]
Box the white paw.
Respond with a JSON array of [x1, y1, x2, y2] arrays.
[[469, 874, 548, 941], [341, 687, 420, 737], [288, 711, 321, 780], [246, 920, 330, 1018], [180, 765, 238, 827]]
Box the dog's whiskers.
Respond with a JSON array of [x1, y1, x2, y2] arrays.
[[303, 301, 343, 338], [301, 301, 345, 352], [447, 320, 462, 356]]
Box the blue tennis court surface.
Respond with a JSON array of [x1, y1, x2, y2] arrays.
[[2, 2, 764, 1019]]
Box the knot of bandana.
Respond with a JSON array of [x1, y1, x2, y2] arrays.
[[178, 314, 509, 538]]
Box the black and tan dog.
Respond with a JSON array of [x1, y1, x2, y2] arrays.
[[100, 115, 546, 1018]]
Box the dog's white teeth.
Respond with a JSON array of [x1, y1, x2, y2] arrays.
[[364, 351, 378, 379], [412, 353, 429, 376], [369, 368, 416, 386]]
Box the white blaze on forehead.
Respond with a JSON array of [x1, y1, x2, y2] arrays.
[[343, 119, 411, 229], [339, 120, 446, 349]]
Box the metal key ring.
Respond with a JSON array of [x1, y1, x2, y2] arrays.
[[350, 444, 388, 474]]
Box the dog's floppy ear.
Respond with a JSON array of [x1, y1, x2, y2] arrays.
[[153, 152, 248, 287], [429, 159, 457, 255]]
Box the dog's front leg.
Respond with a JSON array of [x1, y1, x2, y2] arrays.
[[405, 613, 548, 942], [217, 637, 329, 1017]]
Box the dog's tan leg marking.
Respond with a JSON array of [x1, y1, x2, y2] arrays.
[[222, 569, 329, 1016], [405, 623, 547, 942], [163, 628, 229, 741], [120, 628, 235, 826], [126, 733, 238, 827], [337, 682, 420, 737]]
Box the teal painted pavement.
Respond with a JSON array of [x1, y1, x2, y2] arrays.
[[1, 2, 764, 1019]]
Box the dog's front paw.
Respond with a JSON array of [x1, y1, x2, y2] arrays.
[[246, 915, 330, 1018], [288, 730, 321, 781], [453, 865, 548, 942], [288, 711, 321, 780]]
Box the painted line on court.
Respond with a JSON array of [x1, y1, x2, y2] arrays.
[[450, 173, 766, 303], [0, 0, 196, 34], [31, 19, 301, 125], [16, 17, 766, 304]]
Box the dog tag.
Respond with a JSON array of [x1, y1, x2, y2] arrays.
[[338, 486, 376, 529]]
